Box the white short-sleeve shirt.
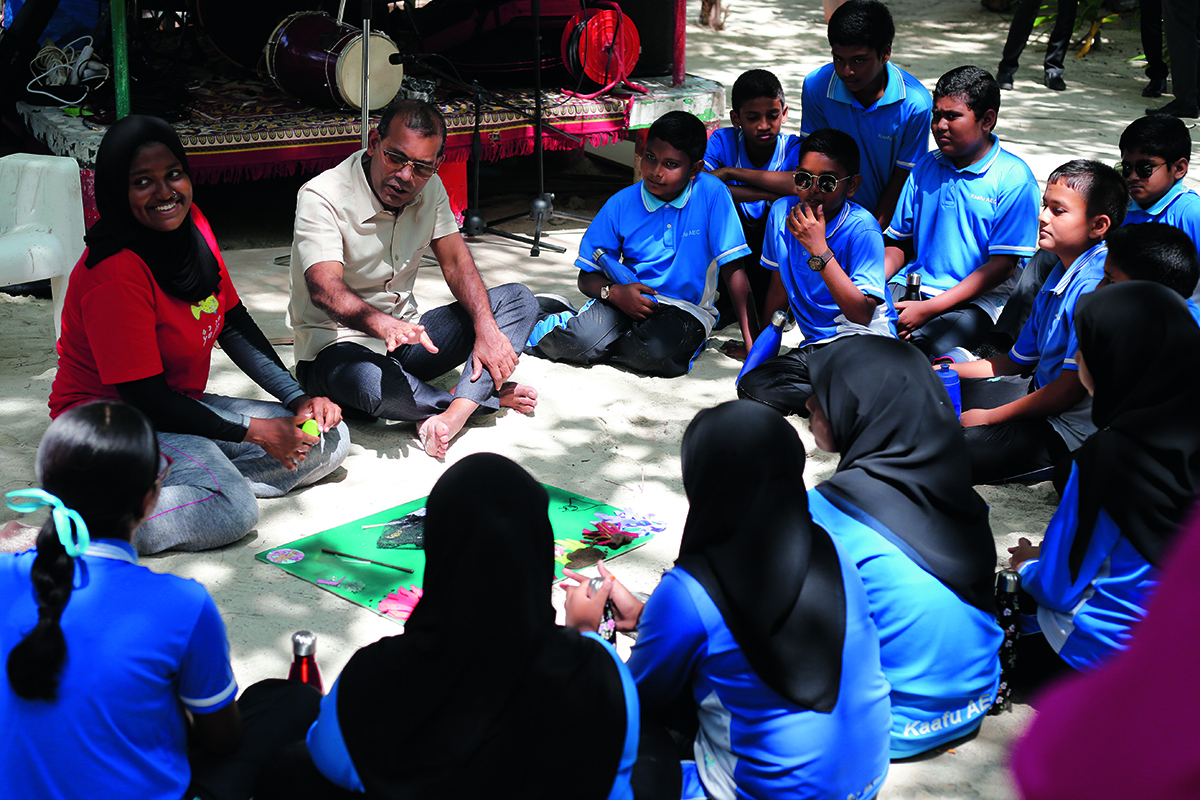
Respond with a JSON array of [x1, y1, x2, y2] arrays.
[[288, 150, 460, 362]]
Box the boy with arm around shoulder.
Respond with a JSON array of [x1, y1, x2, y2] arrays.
[[525, 111, 750, 378], [950, 160, 1127, 484], [737, 128, 894, 416], [704, 69, 802, 356], [884, 65, 1040, 361], [801, 0, 933, 230]]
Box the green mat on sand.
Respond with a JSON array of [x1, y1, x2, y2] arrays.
[[255, 485, 657, 624]]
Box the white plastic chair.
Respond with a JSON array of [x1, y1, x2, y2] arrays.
[[0, 153, 86, 339]]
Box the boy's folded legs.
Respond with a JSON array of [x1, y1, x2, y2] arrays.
[[962, 417, 1069, 484], [905, 305, 995, 359], [960, 374, 1069, 484], [526, 298, 625, 365], [736, 347, 819, 417], [528, 299, 705, 378], [607, 306, 707, 378]]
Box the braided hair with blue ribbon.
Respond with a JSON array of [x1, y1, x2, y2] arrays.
[[5, 401, 159, 700]]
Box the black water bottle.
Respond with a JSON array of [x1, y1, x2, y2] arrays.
[[990, 569, 1021, 715], [903, 272, 923, 302]]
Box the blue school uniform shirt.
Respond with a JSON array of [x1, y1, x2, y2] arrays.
[[1124, 180, 1200, 301], [807, 490, 1002, 758], [886, 135, 1040, 322], [800, 61, 933, 215], [0, 540, 237, 800], [761, 197, 896, 347], [308, 632, 639, 800], [1018, 463, 1159, 671], [577, 173, 751, 335], [627, 558, 892, 800], [1009, 242, 1106, 450], [702, 127, 802, 221]]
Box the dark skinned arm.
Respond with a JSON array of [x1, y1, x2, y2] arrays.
[[874, 167, 911, 230], [960, 368, 1086, 428]]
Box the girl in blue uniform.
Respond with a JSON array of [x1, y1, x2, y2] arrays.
[[568, 401, 891, 800], [806, 336, 1003, 758], [1009, 282, 1200, 671], [303, 453, 638, 800], [0, 401, 318, 800]]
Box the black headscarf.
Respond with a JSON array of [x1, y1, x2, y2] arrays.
[[677, 400, 847, 713], [84, 115, 220, 302], [809, 336, 997, 613], [337, 454, 626, 799], [1070, 282, 1200, 579]]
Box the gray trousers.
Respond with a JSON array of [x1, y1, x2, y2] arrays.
[[138, 395, 350, 555], [296, 283, 538, 421]]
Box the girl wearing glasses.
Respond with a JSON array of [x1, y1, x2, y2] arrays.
[[48, 115, 349, 554], [0, 401, 320, 799]]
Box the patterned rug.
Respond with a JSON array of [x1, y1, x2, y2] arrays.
[[175, 71, 632, 182]]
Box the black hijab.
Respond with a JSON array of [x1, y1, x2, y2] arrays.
[[809, 336, 997, 613], [337, 454, 626, 800], [1070, 282, 1200, 579], [677, 400, 847, 713], [84, 115, 220, 302]]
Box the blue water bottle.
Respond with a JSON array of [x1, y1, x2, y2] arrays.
[[736, 309, 789, 385], [936, 362, 961, 418]]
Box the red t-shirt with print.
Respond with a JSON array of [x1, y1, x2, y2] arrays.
[[49, 206, 240, 418]]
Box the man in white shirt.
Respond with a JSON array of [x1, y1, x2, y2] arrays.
[[288, 100, 538, 458]]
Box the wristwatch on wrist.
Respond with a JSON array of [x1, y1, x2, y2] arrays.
[[808, 248, 834, 272], [600, 284, 612, 300]]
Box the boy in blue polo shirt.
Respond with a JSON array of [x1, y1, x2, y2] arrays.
[[738, 128, 894, 416], [948, 160, 1127, 484], [704, 69, 803, 356], [885, 65, 1040, 361], [1119, 115, 1200, 300], [526, 111, 750, 378], [801, 0, 933, 230], [994, 113, 1200, 346]]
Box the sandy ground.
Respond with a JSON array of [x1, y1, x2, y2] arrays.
[[2, 0, 1194, 796]]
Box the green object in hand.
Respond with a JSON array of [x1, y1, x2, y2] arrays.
[[301, 419, 320, 437]]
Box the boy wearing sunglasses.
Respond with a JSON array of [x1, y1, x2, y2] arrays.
[[884, 66, 1040, 362], [737, 128, 895, 416], [1119, 115, 1200, 300], [288, 99, 540, 459]]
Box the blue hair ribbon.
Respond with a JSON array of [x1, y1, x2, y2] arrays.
[[5, 489, 91, 557]]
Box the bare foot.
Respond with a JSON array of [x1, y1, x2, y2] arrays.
[[499, 382, 538, 414], [0, 520, 39, 554], [417, 417, 451, 459], [721, 340, 748, 360], [416, 400, 474, 459]]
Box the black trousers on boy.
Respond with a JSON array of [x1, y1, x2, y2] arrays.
[[960, 375, 1072, 485], [527, 299, 707, 378]]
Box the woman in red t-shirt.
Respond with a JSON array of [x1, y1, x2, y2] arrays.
[[49, 115, 349, 554]]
